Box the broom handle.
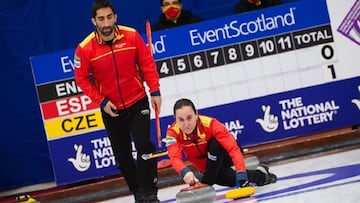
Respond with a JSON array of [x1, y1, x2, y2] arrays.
[[155, 105, 162, 148], [146, 20, 153, 56], [146, 20, 161, 147]]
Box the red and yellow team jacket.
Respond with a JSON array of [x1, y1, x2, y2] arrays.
[[74, 25, 160, 109], [165, 115, 247, 175]]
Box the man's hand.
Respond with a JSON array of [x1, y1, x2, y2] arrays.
[[151, 96, 162, 114], [102, 100, 119, 117]]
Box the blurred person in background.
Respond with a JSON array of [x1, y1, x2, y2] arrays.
[[152, 0, 203, 31], [235, 0, 283, 13]]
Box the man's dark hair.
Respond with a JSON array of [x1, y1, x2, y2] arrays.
[[160, 0, 182, 6], [92, 0, 116, 18]]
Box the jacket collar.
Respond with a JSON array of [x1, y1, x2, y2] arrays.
[[95, 25, 124, 44]]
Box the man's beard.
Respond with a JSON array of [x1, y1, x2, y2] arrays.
[[100, 26, 114, 36]]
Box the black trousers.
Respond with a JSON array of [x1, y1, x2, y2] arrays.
[[201, 138, 266, 186], [101, 97, 158, 196]]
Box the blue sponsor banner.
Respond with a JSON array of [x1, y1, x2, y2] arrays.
[[192, 77, 360, 147], [147, 0, 331, 60], [48, 130, 118, 185], [48, 124, 161, 185], [30, 49, 75, 84]]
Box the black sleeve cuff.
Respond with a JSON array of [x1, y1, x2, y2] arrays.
[[100, 98, 108, 109], [150, 91, 161, 96]]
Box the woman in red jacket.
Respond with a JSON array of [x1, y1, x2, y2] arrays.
[[164, 98, 277, 187]]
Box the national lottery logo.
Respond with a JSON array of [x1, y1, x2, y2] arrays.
[[68, 137, 117, 172], [351, 85, 360, 110], [256, 105, 279, 133], [68, 144, 91, 172], [257, 97, 340, 132], [67, 138, 140, 172]]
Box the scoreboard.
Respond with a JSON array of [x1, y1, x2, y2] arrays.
[[155, 24, 337, 111], [150, 1, 340, 115]]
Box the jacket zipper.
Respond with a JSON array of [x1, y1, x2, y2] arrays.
[[109, 44, 127, 110]]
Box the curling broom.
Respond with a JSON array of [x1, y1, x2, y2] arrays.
[[141, 21, 168, 161], [146, 20, 153, 56], [225, 186, 255, 199], [141, 98, 168, 160], [225, 154, 258, 199]]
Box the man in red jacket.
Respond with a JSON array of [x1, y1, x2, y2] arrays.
[[74, 0, 161, 202], [164, 98, 277, 188]]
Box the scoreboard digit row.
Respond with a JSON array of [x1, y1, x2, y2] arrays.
[[156, 24, 334, 78]]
